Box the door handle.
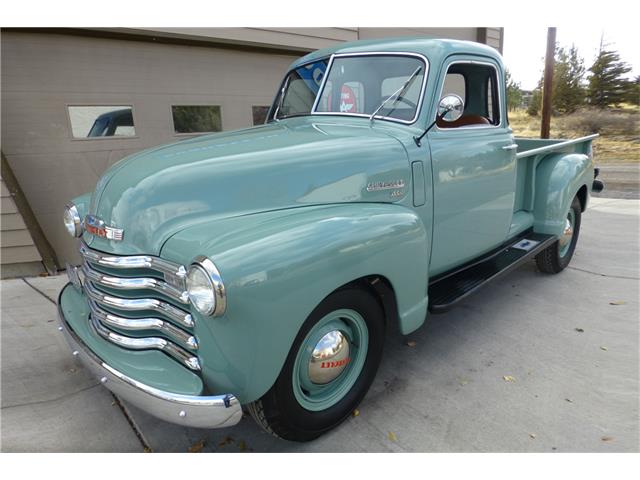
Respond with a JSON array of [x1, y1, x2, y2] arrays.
[[502, 144, 518, 151]]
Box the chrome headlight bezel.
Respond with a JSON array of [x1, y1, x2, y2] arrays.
[[63, 203, 83, 237], [186, 256, 226, 317]]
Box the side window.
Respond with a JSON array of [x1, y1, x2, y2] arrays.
[[282, 78, 318, 116], [438, 63, 501, 128], [68, 106, 136, 139], [442, 73, 466, 103]]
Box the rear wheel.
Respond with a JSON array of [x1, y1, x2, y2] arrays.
[[535, 196, 582, 274], [247, 287, 384, 442]]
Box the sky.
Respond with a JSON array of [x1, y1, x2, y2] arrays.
[[502, 26, 639, 91]]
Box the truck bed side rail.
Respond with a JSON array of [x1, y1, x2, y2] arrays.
[[515, 134, 599, 159]]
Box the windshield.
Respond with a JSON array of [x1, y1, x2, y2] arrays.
[[270, 54, 426, 123], [271, 59, 329, 120]]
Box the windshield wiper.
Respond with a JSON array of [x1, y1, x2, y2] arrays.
[[369, 66, 422, 124]]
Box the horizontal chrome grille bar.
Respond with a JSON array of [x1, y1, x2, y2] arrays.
[[84, 281, 194, 328], [75, 242, 202, 373], [88, 311, 200, 371], [82, 262, 189, 304], [88, 299, 198, 351], [80, 241, 187, 284]]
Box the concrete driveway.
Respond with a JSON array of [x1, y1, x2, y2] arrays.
[[1, 197, 638, 452]]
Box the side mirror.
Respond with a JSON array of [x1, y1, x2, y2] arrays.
[[438, 94, 464, 122]]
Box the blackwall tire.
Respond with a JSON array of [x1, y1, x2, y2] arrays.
[[535, 196, 582, 274], [247, 287, 385, 442]]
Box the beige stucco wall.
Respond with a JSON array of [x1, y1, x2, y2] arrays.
[[0, 27, 501, 266], [1, 31, 301, 263]]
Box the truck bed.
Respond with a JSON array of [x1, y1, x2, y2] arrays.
[[508, 134, 598, 238]]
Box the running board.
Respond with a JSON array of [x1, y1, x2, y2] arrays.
[[428, 233, 556, 313]]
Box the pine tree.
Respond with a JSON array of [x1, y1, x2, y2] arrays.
[[624, 75, 640, 106], [587, 42, 633, 108], [552, 45, 586, 114], [526, 44, 586, 116]]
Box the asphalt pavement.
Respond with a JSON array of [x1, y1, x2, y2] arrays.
[[1, 197, 638, 452], [593, 164, 640, 200]]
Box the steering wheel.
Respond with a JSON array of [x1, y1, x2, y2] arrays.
[[394, 96, 417, 109], [375, 95, 418, 119]]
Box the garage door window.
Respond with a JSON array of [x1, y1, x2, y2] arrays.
[[68, 106, 136, 139], [172, 105, 222, 134], [252, 106, 270, 125]]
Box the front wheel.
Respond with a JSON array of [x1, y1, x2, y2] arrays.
[[535, 196, 582, 274], [247, 287, 385, 442]]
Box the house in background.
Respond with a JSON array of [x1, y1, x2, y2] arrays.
[[0, 27, 503, 277]]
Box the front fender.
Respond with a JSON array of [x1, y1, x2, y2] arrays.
[[533, 152, 592, 237], [161, 204, 429, 403]]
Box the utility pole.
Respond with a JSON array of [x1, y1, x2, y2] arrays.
[[541, 27, 556, 139]]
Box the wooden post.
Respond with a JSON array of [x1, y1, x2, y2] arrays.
[[541, 27, 556, 139]]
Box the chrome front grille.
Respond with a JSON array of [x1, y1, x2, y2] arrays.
[[73, 241, 200, 371], [87, 299, 198, 351], [81, 262, 189, 305], [83, 280, 194, 328], [79, 242, 187, 280]]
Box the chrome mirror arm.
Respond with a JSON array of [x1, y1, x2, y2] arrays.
[[413, 107, 453, 147], [414, 94, 464, 147]]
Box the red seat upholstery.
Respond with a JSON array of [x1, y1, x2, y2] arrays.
[[437, 114, 491, 129]]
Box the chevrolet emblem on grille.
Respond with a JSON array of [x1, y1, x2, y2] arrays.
[[84, 214, 124, 241]]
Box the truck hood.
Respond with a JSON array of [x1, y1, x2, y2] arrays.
[[85, 117, 410, 255]]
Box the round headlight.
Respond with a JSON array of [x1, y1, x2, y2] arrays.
[[186, 257, 226, 317], [186, 265, 215, 315], [63, 204, 82, 237]]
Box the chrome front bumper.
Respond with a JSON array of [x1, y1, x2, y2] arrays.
[[57, 292, 242, 429]]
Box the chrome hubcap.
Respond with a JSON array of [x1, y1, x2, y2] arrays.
[[558, 210, 575, 258], [560, 218, 573, 246], [559, 218, 573, 249], [308, 330, 350, 385], [293, 309, 368, 411]]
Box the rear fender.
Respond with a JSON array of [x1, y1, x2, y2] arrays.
[[532, 153, 592, 237], [161, 204, 429, 403]]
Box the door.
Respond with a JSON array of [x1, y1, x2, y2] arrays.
[[427, 57, 517, 276]]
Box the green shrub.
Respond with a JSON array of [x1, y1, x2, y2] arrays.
[[558, 108, 639, 136], [527, 90, 542, 116]]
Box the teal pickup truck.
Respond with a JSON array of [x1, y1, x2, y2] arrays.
[[58, 38, 604, 441]]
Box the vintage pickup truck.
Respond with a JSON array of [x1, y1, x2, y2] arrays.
[[58, 38, 604, 442]]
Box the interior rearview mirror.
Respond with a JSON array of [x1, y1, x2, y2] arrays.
[[438, 94, 464, 122]]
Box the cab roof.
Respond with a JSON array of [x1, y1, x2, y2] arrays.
[[289, 37, 502, 71]]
